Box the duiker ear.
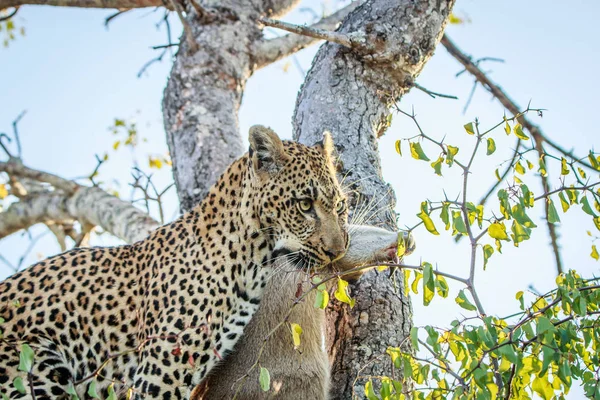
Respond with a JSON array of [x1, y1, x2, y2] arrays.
[[248, 125, 288, 174]]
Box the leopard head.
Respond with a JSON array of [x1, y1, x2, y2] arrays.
[[247, 125, 348, 269]]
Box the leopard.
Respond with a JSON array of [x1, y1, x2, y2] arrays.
[[198, 225, 416, 399], [0, 125, 349, 400]]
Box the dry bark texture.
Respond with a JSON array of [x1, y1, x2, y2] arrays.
[[0, 161, 159, 243], [162, 0, 302, 211], [293, 0, 454, 396]]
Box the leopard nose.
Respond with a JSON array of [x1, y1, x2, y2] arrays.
[[324, 248, 344, 262]]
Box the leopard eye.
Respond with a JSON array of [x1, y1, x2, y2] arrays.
[[336, 200, 346, 214], [298, 199, 313, 213]]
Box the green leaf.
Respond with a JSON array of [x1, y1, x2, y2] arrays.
[[386, 347, 402, 368], [538, 156, 547, 177], [290, 323, 303, 349], [486, 138, 496, 155], [536, 316, 556, 336], [440, 202, 450, 230], [410, 142, 430, 161], [513, 123, 529, 140], [396, 232, 406, 258], [410, 327, 419, 351], [334, 279, 355, 308], [561, 157, 570, 175], [588, 150, 600, 170], [498, 343, 519, 364], [582, 196, 598, 217], [430, 156, 443, 176], [482, 244, 494, 270], [365, 380, 378, 400], [106, 384, 117, 400], [445, 145, 459, 166], [87, 380, 100, 399], [417, 202, 439, 235], [66, 383, 80, 400], [547, 199, 560, 224], [259, 367, 271, 392], [558, 191, 570, 212], [18, 343, 34, 373], [456, 290, 477, 311], [591, 245, 599, 261], [13, 377, 26, 394], [395, 140, 402, 156], [464, 122, 475, 135], [422, 262, 435, 306], [516, 291, 525, 310], [511, 221, 531, 245], [314, 289, 329, 309], [452, 211, 467, 236], [521, 184, 534, 207], [435, 275, 449, 298], [380, 378, 392, 400], [488, 222, 509, 241]]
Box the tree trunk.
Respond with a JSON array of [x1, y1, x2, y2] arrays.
[[162, 0, 453, 397], [162, 0, 301, 212], [293, 0, 454, 396]]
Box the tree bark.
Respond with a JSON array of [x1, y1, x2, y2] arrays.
[[293, 0, 454, 396], [162, 0, 302, 212], [0, 0, 165, 9]]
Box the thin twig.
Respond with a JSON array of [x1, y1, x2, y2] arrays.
[[258, 16, 354, 48], [412, 82, 458, 100], [11, 110, 26, 159], [104, 9, 131, 27], [0, 6, 18, 22], [442, 34, 566, 275], [169, 0, 199, 53]]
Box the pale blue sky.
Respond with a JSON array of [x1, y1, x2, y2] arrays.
[[1, 0, 599, 395]]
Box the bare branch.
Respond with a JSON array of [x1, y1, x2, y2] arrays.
[[0, 162, 159, 243], [0, 0, 168, 9], [441, 34, 565, 275], [169, 0, 198, 54], [441, 35, 594, 171], [253, 3, 359, 68], [0, 6, 18, 22], [0, 160, 79, 192]]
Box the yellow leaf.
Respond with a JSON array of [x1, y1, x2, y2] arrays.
[[488, 222, 509, 241], [560, 157, 569, 175], [290, 323, 303, 349], [334, 279, 355, 308], [112, 140, 121, 150], [592, 245, 599, 261], [0, 183, 8, 199], [515, 161, 525, 175], [448, 13, 463, 24], [282, 61, 291, 73], [149, 156, 163, 169], [417, 201, 439, 235]]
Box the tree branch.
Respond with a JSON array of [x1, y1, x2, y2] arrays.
[[0, 0, 167, 9], [0, 161, 159, 243], [257, 15, 354, 48], [253, 2, 360, 68], [441, 34, 565, 275]]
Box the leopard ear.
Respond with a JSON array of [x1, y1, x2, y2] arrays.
[[322, 131, 335, 160], [315, 130, 335, 161], [248, 125, 288, 174]]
